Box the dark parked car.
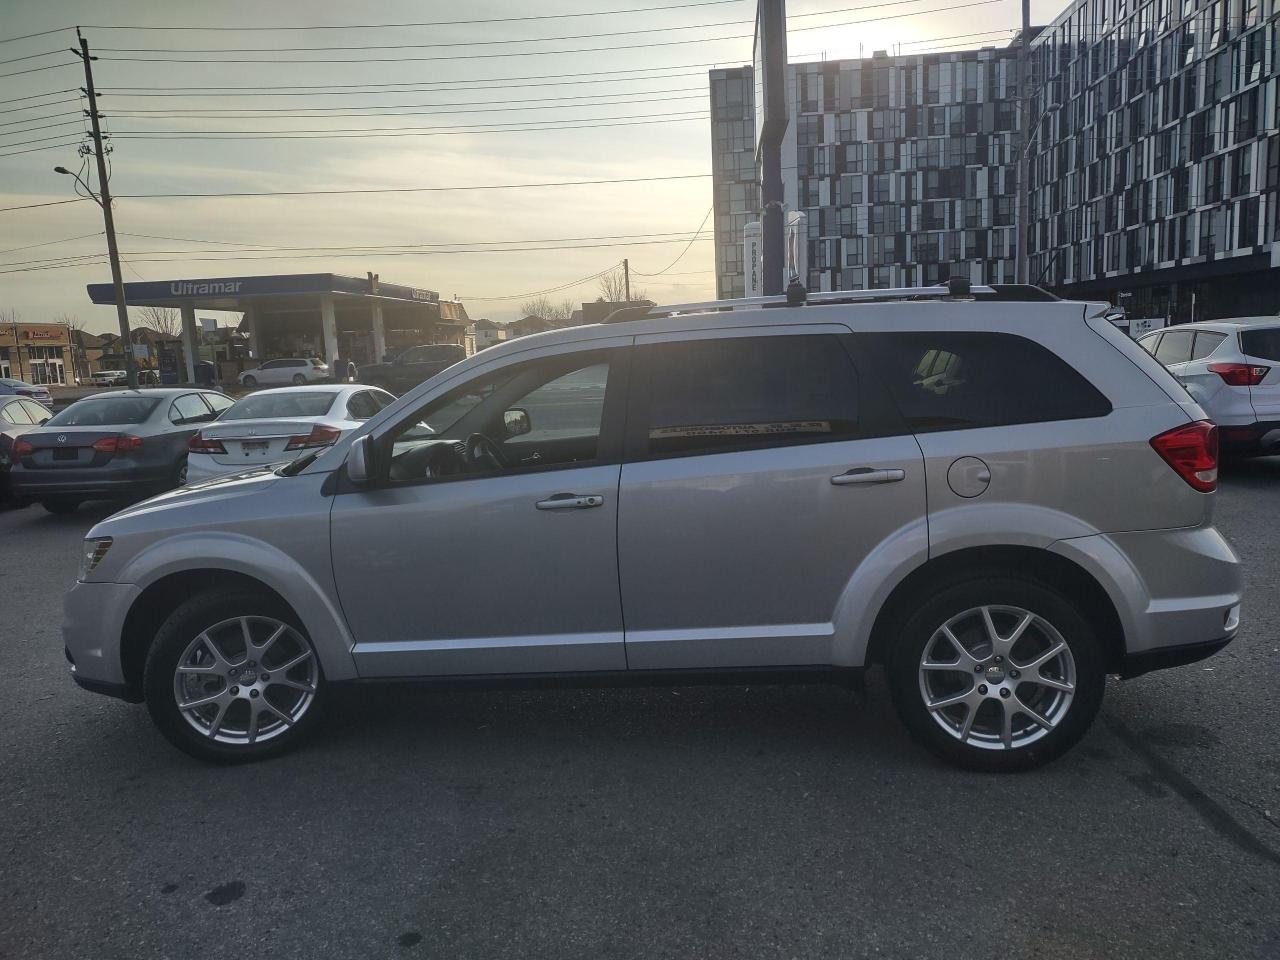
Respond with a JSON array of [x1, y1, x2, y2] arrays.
[[0, 377, 53, 408], [9, 388, 235, 513], [358, 343, 465, 395], [0, 396, 53, 505]]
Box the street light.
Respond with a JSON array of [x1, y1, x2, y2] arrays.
[[53, 165, 135, 387]]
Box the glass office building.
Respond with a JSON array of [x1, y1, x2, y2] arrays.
[[710, 67, 761, 299], [1025, 0, 1280, 320]]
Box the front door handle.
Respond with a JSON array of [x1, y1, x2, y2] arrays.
[[536, 493, 604, 510], [830, 467, 906, 486]]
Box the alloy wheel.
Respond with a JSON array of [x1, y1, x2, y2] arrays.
[[917, 605, 1076, 751], [172, 615, 318, 745]]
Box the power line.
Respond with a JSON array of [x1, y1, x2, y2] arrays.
[[0, 48, 65, 66], [461, 264, 623, 303], [93, 1, 974, 54], [81, 0, 744, 32], [0, 26, 70, 46], [94, 3, 1003, 65], [106, 86, 706, 115], [108, 113, 712, 142], [0, 140, 85, 159], [113, 228, 709, 251], [0, 197, 87, 213], [113, 172, 712, 200], [0, 231, 102, 254], [0, 109, 83, 127], [635, 207, 714, 276]]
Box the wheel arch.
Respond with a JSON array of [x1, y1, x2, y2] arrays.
[[864, 545, 1126, 672]]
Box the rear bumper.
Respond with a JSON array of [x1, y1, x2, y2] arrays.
[[11, 465, 172, 498], [1218, 420, 1280, 455], [1050, 524, 1242, 669], [1119, 634, 1234, 679]]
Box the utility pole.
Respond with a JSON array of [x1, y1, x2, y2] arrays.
[[623, 259, 631, 302], [73, 29, 135, 388], [1014, 0, 1032, 285], [756, 0, 789, 296]]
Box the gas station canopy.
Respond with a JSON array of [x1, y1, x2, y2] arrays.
[[86, 273, 466, 381]]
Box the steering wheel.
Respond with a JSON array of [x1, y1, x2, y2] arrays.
[[465, 432, 508, 471]]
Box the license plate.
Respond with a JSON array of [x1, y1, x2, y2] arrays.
[[242, 440, 269, 455], [53, 448, 77, 461]]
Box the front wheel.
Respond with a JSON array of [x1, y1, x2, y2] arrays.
[[241, 375, 257, 388], [886, 576, 1105, 772], [292, 373, 307, 385], [143, 590, 326, 763], [41, 498, 80, 514]]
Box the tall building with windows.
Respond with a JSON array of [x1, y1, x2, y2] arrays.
[[709, 67, 760, 299], [709, 47, 1021, 297], [1025, 0, 1280, 320]]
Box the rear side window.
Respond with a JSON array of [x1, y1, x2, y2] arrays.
[[1191, 331, 1227, 360], [1138, 334, 1162, 355], [635, 335, 859, 457], [0, 400, 33, 425], [46, 397, 160, 426], [346, 391, 380, 420], [204, 393, 235, 414], [1240, 328, 1280, 361], [861, 332, 1111, 432], [1154, 329, 1194, 364], [170, 394, 212, 424]]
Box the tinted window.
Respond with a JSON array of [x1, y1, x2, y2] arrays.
[[0, 400, 32, 425], [401, 345, 463, 364], [346, 391, 380, 420], [862, 332, 1111, 431], [1191, 331, 1227, 360], [1154, 329, 1195, 364], [638, 335, 858, 457], [372, 389, 396, 410], [222, 391, 338, 420], [259, 360, 283, 370], [1240, 328, 1280, 361], [46, 397, 160, 426]]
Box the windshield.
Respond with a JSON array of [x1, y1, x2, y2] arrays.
[[221, 392, 337, 421], [46, 397, 160, 426]]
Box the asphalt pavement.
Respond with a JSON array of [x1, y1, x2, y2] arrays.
[[1, 462, 1278, 960]]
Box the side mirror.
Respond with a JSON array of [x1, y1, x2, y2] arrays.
[[347, 434, 373, 484], [503, 407, 531, 438]]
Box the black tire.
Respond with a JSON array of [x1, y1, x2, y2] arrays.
[[242, 375, 257, 388], [41, 498, 80, 514], [143, 589, 326, 763], [291, 373, 307, 385], [173, 457, 188, 487], [885, 574, 1105, 773]]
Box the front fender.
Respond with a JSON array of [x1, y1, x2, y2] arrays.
[[116, 532, 358, 681]]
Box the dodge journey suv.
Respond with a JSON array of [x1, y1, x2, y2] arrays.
[[64, 282, 1241, 771]]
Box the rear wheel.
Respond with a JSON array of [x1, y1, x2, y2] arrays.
[[143, 589, 326, 763], [291, 373, 307, 385], [886, 575, 1105, 772], [41, 498, 80, 514], [242, 375, 257, 388]]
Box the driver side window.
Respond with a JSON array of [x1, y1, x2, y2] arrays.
[[385, 349, 616, 484]]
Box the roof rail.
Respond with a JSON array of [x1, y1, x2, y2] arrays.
[[602, 281, 1058, 323]]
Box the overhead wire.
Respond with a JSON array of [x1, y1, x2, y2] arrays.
[[634, 207, 714, 276]]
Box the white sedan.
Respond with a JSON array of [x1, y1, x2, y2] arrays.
[[185, 384, 395, 483], [238, 357, 330, 388]]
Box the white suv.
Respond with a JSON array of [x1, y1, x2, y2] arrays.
[[1139, 318, 1280, 455], [64, 283, 1242, 771], [239, 358, 330, 388]]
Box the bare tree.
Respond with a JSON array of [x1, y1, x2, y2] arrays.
[[518, 296, 576, 323], [136, 305, 181, 337], [597, 266, 646, 304]]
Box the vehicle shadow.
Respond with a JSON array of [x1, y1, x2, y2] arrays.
[[1219, 454, 1280, 487]]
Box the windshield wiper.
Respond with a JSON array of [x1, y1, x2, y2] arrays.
[[277, 451, 322, 477]]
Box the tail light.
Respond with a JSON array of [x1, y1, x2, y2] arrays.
[[1207, 362, 1269, 386], [1150, 420, 1218, 493], [13, 438, 34, 458], [187, 431, 227, 454], [285, 424, 341, 451], [93, 435, 144, 453]]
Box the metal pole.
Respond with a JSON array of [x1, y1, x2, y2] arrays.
[[759, 0, 788, 297], [76, 31, 135, 388], [623, 259, 631, 302], [1014, 0, 1032, 285]]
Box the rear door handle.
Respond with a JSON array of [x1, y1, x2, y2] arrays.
[[830, 467, 906, 486], [536, 493, 604, 510]]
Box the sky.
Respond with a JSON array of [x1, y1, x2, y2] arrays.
[[1, 0, 1062, 334]]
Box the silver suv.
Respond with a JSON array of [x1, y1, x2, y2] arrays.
[[64, 283, 1242, 771]]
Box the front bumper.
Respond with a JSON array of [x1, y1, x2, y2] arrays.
[[63, 579, 141, 698]]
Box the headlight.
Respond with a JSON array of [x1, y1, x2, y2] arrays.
[[80, 537, 112, 581]]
